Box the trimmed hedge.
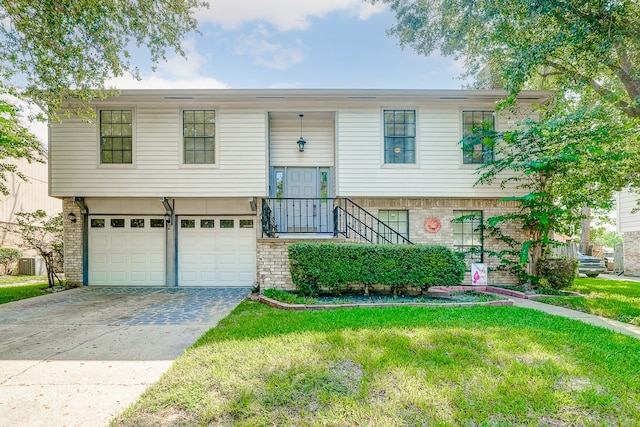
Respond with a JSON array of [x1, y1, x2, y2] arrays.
[[288, 242, 466, 296], [537, 258, 578, 290]]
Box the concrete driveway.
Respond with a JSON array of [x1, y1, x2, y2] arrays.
[[0, 286, 249, 427]]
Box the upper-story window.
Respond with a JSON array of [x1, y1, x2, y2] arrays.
[[462, 111, 495, 164], [100, 110, 133, 164], [183, 110, 215, 164], [384, 109, 416, 164]]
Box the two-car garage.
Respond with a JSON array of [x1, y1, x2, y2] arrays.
[[88, 215, 256, 287]]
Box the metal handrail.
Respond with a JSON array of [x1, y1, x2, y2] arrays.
[[261, 197, 413, 244]]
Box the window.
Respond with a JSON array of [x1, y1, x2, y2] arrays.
[[183, 110, 215, 164], [150, 219, 165, 228], [220, 219, 234, 228], [110, 218, 125, 228], [462, 111, 495, 164], [201, 219, 215, 228], [130, 219, 145, 228], [384, 110, 416, 164], [453, 210, 483, 264], [181, 219, 195, 228], [100, 110, 133, 164], [239, 219, 254, 228], [378, 210, 409, 244], [91, 218, 105, 228]]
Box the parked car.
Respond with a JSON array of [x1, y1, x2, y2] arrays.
[[577, 252, 607, 277]]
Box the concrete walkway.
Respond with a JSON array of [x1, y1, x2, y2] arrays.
[[0, 286, 249, 427], [509, 297, 640, 340]]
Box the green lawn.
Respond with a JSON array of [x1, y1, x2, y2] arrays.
[[111, 301, 640, 427], [0, 282, 49, 304], [536, 277, 640, 325], [0, 275, 47, 285]]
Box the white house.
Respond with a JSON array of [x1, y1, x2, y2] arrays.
[[50, 89, 550, 288], [617, 189, 640, 276]]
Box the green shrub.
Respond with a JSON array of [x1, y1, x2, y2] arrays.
[[288, 242, 466, 296], [537, 258, 577, 290], [0, 248, 21, 275]]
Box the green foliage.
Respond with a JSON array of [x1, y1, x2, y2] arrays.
[[288, 242, 465, 296], [14, 211, 63, 288], [0, 97, 46, 195], [0, 0, 207, 118], [373, 0, 640, 119], [537, 258, 578, 290], [468, 104, 637, 283], [0, 247, 21, 275], [0, 282, 48, 304], [590, 227, 623, 247]]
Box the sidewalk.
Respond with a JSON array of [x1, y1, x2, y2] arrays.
[[509, 297, 640, 340]]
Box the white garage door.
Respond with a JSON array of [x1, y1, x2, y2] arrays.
[[178, 217, 256, 287], [89, 216, 166, 286]]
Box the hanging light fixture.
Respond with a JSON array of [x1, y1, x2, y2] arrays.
[[297, 113, 306, 152]]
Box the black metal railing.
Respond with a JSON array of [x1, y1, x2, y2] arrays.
[[261, 197, 413, 245]]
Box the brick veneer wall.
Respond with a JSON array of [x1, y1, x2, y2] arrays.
[[622, 231, 640, 276], [257, 197, 524, 290], [63, 198, 83, 287]]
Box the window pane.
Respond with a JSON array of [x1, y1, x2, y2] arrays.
[[111, 218, 125, 228], [100, 110, 133, 164], [239, 219, 253, 228], [181, 219, 195, 228], [384, 110, 416, 164], [150, 219, 165, 228], [183, 110, 215, 164], [462, 111, 494, 165], [131, 218, 145, 228], [220, 219, 234, 228], [91, 218, 105, 228], [201, 219, 215, 228]]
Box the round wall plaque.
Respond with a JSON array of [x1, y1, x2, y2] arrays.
[[424, 217, 441, 233]]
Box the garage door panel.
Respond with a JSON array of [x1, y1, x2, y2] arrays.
[[89, 216, 166, 286], [178, 216, 256, 287]]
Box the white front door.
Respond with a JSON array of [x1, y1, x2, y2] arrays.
[[88, 216, 166, 286], [177, 216, 256, 287]]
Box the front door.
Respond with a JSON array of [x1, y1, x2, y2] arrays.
[[271, 167, 332, 233], [286, 168, 317, 232]]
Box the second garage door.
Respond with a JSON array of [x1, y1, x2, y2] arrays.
[[178, 217, 256, 287]]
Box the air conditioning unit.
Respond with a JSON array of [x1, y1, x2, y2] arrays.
[[18, 258, 46, 276]]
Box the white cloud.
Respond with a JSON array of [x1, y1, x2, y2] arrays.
[[106, 38, 229, 89], [235, 28, 304, 70], [198, 0, 386, 31]]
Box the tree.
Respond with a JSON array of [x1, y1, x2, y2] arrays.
[[0, 0, 205, 218], [14, 211, 64, 288], [372, 0, 640, 119], [0, 0, 207, 118], [470, 104, 636, 283]]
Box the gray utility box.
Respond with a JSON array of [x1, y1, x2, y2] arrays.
[[18, 257, 47, 276]]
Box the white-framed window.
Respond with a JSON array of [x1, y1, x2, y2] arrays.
[[182, 109, 215, 164], [453, 210, 483, 264], [384, 109, 416, 164], [462, 111, 495, 164], [378, 210, 409, 243], [99, 109, 133, 164]]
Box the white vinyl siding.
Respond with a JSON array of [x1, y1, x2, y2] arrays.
[[270, 114, 334, 167], [337, 105, 517, 197], [50, 105, 267, 197], [618, 189, 640, 233]]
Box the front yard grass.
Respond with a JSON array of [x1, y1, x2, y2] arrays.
[[0, 282, 49, 304], [536, 277, 640, 325], [111, 300, 640, 427]]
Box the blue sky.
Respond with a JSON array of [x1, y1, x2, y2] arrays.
[[109, 1, 468, 90]]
